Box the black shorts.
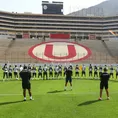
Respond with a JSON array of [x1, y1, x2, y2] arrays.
[[59, 72, 62, 75], [38, 73, 42, 75], [3, 72, 8, 75], [89, 71, 92, 74], [66, 77, 72, 83], [94, 72, 98, 75], [100, 82, 108, 89], [9, 73, 12, 76], [55, 72, 58, 75], [89, 71, 92, 73], [116, 73, 118, 76], [14, 72, 18, 75], [43, 72, 47, 75], [49, 72, 53, 75], [82, 71, 85, 74], [75, 72, 79, 74], [110, 73, 113, 76], [33, 73, 36, 76], [99, 72, 102, 76], [22, 83, 31, 89]]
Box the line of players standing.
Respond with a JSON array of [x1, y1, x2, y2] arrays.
[[72, 64, 118, 79], [2, 63, 65, 80], [2, 63, 118, 80], [88, 64, 118, 79]]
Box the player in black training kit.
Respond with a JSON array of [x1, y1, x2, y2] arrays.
[[109, 65, 114, 79], [116, 66, 118, 79], [2, 63, 8, 81], [69, 64, 73, 76], [94, 65, 98, 79], [32, 65, 37, 79], [43, 64, 48, 80], [54, 65, 59, 79], [20, 66, 33, 101], [64, 66, 72, 91], [98, 68, 110, 100], [75, 65, 79, 78], [82, 65, 86, 77], [49, 65, 53, 79], [64, 66, 67, 76], [8, 65, 13, 79], [38, 66, 42, 79], [89, 64, 93, 77], [13, 65, 19, 80], [58, 65, 62, 78], [28, 64, 32, 72], [99, 65, 103, 77]]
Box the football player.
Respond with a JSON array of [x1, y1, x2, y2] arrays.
[[82, 64, 86, 77], [8, 65, 13, 79], [75, 65, 79, 78], [2, 63, 8, 81], [43, 64, 48, 80], [13, 65, 19, 80], [49, 65, 53, 79], [64, 66, 73, 91], [109, 65, 114, 79], [89, 64, 93, 78], [38, 66, 43, 79]]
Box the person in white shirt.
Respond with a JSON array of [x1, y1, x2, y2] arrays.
[[2, 63, 8, 81], [54, 65, 59, 79], [28, 64, 32, 72], [75, 65, 79, 77], [38, 66, 43, 79], [82, 65, 86, 77], [58, 65, 62, 78], [49, 65, 53, 79], [104, 65, 108, 71], [110, 65, 114, 79], [19, 65, 23, 72], [13, 65, 19, 80], [99, 65, 103, 77], [32, 65, 37, 78], [19, 65, 23, 78], [43, 64, 48, 80]]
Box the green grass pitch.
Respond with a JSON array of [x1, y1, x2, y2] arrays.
[[0, 67, 118, 118]]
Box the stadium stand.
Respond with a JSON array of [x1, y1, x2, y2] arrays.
[[0, 39, 117, 64], [0, 10, 118, 64]]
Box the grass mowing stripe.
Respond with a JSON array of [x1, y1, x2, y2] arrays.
[[1, 91, 118, 96]]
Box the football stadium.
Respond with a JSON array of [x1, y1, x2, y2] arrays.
[[0, 1, 118, 118]]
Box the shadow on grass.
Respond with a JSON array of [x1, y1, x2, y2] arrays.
[[76, 78, 100, 81], [47, 90, 65, 93], [0, 100, 24, 106], [78, 100, 101, 106]]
